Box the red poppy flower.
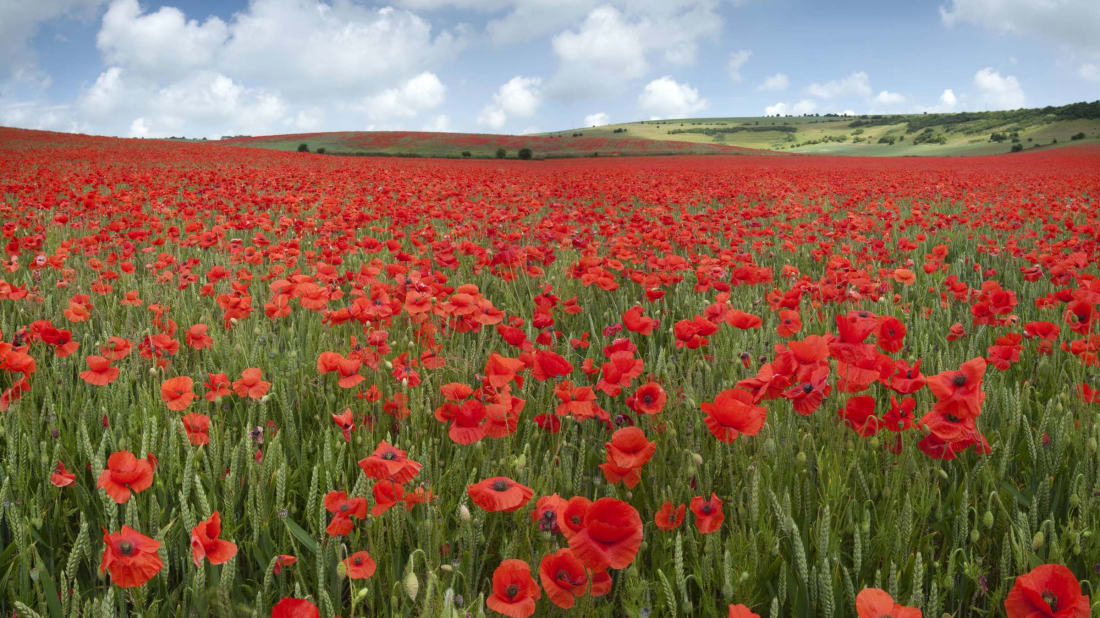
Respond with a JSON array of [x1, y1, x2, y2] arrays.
[[181, 413, 211, 446], [629, 381, 667, 415], [539, 549, 588, 609], [883, 359, 926, 394], [855, 588, 922, 618], [191, 511, 238, 566], [370, 480, 404, 516], [926, 357, 987, 420], [777, 309, 802, 337], [51, 461, 76, 487], [1005, 563, 1090, 618], [358, 441, 422, 483], [486, 559, 541, 618], [604, 426, 656, 469], [468, 476, 533, 513], [271, 598, 320, 618], [185, 323, 213, 350], [101, 336, 132, 361], [342, 551, 377, 580], [233, 367, 270, 399], [725, 309, 763, 330], [655, 501, 686, 531], [76, 354, 118, 387], [323, 490, 367, 536], [531, 349, 573, 381], [700, 388, 767, 442], [690, 493, 724, 534], [839, 396, 881, 437], [485, 352, 525, 389], [331, 408, 354, 442], [273, 554, 297, 575], [557, 496, 591, 540], [161, 376, 196, 411], [97, 450, 155, 503], [876, 316, 907, 353], [100, 525, 163, 588], [729, 604, 761, 618], [204, 372, 231, 401], [568, 497, 643, 570]]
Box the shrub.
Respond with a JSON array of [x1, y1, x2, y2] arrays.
[[315, 147, 326, 154], [989, 132, 1007, 143], [495, 148, 506, 159], [461, 151, 472, 157], [877, 136, 896, 145], [1011, 143, 1024, 152], [1071, 132, 1086, 140], [518, 148, 533, 160], [297, 143, 309, 153]]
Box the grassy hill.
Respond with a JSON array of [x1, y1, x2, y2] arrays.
[[217, 130, 761, 159], [546, 101, 1100, 156]]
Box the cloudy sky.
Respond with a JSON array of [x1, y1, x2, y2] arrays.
[[2, 0, 1099, 138]]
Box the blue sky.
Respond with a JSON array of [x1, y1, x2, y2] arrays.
[[2, 0, 1098, 138]]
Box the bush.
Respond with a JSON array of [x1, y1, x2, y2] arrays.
[[297, 143, 309, 153], [1011, 143, 1024, 152], [1071, 132, 1086, 140], [989, 132, 1007, 143], [877, 136, 896, 145], [461, 151, 472, 157], [518, 148, 533, 160], [495, 148, 506, 159], [315, 148, 326, 154]]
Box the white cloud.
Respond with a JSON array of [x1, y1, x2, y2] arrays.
[[0, 0, 103, 82], [764, 102, 787, 116], [973, 67, 1025, 110], [757, 73, 789, 91], [638, 76, 707, 119], [477, 76, 541, 129], [359, 72, 446, 122], [874, 90, 906, 105], [727, 49, 752, 82], [941, 0, 1100, 58], [97, 0, 228, 80], [584, 112, 610, 126], [792, 99, 817, 114], [1080, 63, 1100, 82], [421, 114, 451, 131], [549, 6, 648, 97], [940, 88, 958, 109], [807, 71, 872, 98], [546, 3, 721, 98]]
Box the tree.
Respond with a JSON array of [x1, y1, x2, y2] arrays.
[[495, 147, 506, 159], [1011, 143, 1024, 152], [461, 151, 472, 157], [297, 143, 309, 153], [518, 148, 533, 160]]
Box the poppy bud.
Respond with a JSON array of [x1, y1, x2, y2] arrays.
[[691, 452, 703, 465], [355, 588, 369, 602], [148, 367, 158, 375], [969, 529, 979, 544], [795, 451, 807, 465], [458, 504, 471, 522], [404, 571, 419, 600], [982, 511, 994, 529], [1031, 531, 1045, 550], [337, 561, 348, 578], [440, 564, 453, 573], [1089, 438, 1097, 453]]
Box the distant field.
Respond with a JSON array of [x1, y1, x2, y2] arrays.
[[548, 101, 1100, 156], [217, 131, 762, 159]]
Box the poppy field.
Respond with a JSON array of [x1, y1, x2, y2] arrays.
[[1, 126, 1100, 617]]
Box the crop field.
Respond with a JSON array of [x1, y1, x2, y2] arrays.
[[1, 127, 1099, 617]]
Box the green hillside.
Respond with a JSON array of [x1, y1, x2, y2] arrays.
[[546, 101, 1100, 156]]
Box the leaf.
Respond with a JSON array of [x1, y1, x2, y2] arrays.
[[283, 517, 319, 555]]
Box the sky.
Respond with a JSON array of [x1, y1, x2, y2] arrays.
[[1, 0, 1099, 139]]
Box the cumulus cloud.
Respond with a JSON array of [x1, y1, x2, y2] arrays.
[[547, 2, 721, 98], [97, 0, 227, 80], [874, 90, 906, 105], [359, 72, 446, 122], [727, 49, 751, 82], [807, 71, 872, 98], [973, 67, 1025, 110], [584, 112, 610, 126], [477, 76, 541, 130], [638, 76, 707, 119], [9, 0, 471, 138], [765, 99, 818, 116], [764, 102, 787, 116], [941, 0, 1100, 58], [0, 0, 103, 83], [940, 88, 958, 109], [757, 73, 789, 91], [792, 99, 817, 114]]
